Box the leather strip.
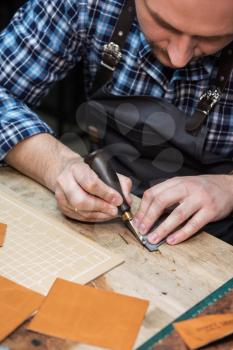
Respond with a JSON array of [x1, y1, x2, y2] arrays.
[[91, 0, 135, 94], [186, 42, 233, 134]]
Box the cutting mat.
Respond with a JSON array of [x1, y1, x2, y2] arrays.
[[0, 185, 123, 294], [138, 277, 233, 349]]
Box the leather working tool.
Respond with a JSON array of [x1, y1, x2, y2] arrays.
[[84, 149, 164, 251]]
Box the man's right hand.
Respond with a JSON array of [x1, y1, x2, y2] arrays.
[[55, 157, 132, 222], [5, 134, 132, 222]]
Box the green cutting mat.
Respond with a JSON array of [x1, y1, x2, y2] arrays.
[[137, 277, 233, 350]]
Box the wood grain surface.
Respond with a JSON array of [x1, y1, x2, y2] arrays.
[[1, 166, 233, 349]]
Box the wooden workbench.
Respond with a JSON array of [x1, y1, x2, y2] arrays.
[[1, 166, 233, 350]]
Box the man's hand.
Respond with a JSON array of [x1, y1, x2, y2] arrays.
[[133, 175, 233, 245], [55, 157, 132, 222], [5, 133, 132, 222]]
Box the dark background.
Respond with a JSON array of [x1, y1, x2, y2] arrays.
[[0, 0, 85, 137]]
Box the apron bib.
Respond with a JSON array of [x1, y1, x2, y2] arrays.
[[78, 84, 233, 195], [77, 0, 233, 243]]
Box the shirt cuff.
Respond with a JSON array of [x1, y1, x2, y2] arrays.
[[0, 109, 55, 163]]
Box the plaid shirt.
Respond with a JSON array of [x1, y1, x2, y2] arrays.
[[0, 0, 233, 162]]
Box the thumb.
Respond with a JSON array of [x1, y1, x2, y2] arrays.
[[117, 174, 133, 206]]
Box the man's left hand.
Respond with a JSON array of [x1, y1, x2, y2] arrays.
[[133, 175, 233, 245]]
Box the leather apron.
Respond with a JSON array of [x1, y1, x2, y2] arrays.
[[77, 0, 233, 243]]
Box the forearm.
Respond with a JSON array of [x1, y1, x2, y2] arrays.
[[5, 133, 81, 192]]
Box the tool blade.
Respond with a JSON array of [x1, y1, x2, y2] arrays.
[[126, 220, 165, 252]]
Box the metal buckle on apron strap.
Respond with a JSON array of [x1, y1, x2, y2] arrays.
[[185, 87, 221, 134], [101, 42, 122, 71], [197, 87, 221, 116]]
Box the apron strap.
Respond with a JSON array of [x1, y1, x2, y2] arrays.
[[186, 42, 233, 134], [91, 0, 233, 135], [91, 0, 135, 94]]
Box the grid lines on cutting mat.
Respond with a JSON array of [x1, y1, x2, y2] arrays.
[[0, 193, 117, 294]]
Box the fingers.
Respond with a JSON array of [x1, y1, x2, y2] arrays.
[[147, 198, 201, 244], [72, 164, 122, 206], [55, 176, 118, 217], [117, 174, 133, 205], [55, 186, 73, 212], [133, 174, 233, 246], [166, 209, 211, 245], [133, 178, 180, 226], [55, 187, 117, 222], [55, 157, 134, 223], [134, 182, 188, 235]]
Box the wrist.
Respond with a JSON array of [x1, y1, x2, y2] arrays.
[[5, 133, 83, 192], [44, 140, 83, 192]]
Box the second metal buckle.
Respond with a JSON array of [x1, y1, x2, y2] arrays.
[[101, 42, 122, 71], [197, 87, 221, 116]]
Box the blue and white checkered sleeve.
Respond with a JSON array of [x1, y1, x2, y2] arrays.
[[0, 0, 86, 162], [0, 87, 54, 161]]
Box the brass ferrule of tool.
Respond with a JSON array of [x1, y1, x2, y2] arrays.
[[121, 211, 133, 222], [121, 210, 145, 244]]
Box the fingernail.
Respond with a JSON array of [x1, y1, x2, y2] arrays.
[[110, 197, 118, 205], [139, 223, 146, 235], [148, 233, 159, 244], [111, 196, 121, 206], [109, 207, 118, 216], [167, 235, 176, 244]]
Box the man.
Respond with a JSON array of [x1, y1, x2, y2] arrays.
[[0, 0, 233, 245]]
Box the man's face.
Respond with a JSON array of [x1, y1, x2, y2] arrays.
[[135, 0, 233, 68]]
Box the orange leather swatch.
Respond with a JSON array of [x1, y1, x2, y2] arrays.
[[174, 313, 233, 350], [0, 223, 7, 247], [0, 275, 44, 341], [28, 278, 149, 350]]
